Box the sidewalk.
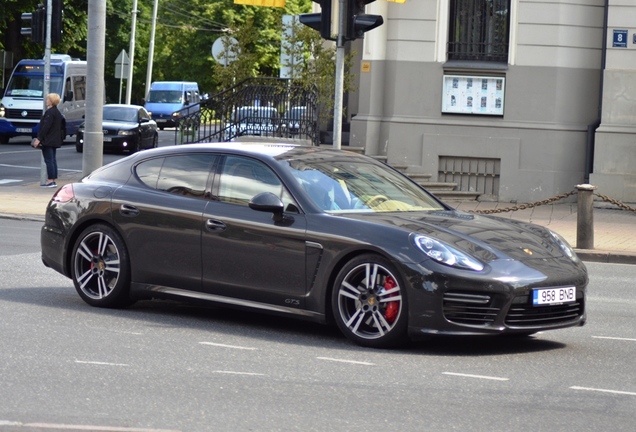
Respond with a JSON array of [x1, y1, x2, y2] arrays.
[[2, 172, 636, 264]]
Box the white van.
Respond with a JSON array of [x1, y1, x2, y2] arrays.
[[0, 54, 87, 144], [144, 81, 200, 130]]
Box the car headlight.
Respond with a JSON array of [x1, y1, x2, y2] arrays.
[[412, 234, 484, 271], [548, 230, 578, 261], [0, 104, 5, 118], [118, 130, 134, 136]]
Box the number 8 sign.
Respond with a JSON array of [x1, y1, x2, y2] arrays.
[[613, 29, 628, 48]]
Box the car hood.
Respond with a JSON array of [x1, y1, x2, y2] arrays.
[[344, 210, 570, 262], [102, 120, 138, 130]]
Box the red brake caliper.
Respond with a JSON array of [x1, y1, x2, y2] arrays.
[[383, 276, 399, 323]]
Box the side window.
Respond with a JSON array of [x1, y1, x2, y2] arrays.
[[139, 108, 150, 121], [136, 155, 216, 198], [64, 77, 73, 101], [448, 0, 510, 63], [136, 158, 163, 189], [72, 76, 87, 101], [218, 156, 297, 211]]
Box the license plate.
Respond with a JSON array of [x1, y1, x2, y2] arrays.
[[532, 287, 576, 306], [16, 128, 32, 133], [103, 137, 112, 142]]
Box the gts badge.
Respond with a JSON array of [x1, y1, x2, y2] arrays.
[[285, 298, 300, 306]]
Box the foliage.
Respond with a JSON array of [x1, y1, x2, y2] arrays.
[[280, 18, 356, 123], [2, 0, 352, 127]]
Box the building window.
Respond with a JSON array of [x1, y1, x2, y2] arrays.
[[448, 0, 510, 63]]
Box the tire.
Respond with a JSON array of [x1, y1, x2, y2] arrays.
[[71, 224, 134, 308], [76, 144, 83, 153], [152, 133, 158, 148], [0, 135, 9, 144], [332, 254, 408, 348]]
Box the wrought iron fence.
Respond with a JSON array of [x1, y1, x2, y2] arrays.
[[172, 78, 319, 145]]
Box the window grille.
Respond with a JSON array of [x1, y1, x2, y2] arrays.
[[448, 0, 510, 63]]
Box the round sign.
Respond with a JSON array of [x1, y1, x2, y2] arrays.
[[212, 36, 239, 67]]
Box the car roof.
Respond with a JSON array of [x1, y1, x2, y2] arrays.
[[104, 104, 144, 110], [125, 142, 368, 162]]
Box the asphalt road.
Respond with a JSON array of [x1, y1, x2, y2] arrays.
[[0, 218, 634, 431]]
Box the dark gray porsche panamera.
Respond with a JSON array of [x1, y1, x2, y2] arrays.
[[41, 143, 587, 348]]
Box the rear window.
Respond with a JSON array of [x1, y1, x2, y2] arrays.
[[135, 154, 217, 198]]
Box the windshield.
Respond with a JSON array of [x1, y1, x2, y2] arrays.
[[5, 75, 63, 98], [103, 106, 138, 122], [287, 157, 445, 213], [147, 90, 182, 103]]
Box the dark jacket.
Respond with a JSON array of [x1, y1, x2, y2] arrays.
[[37, 105, 65, 148]]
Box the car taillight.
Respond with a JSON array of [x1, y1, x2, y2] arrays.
[[52, 184, 75, 203]]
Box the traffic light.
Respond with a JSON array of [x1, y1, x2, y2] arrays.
[[299, 0, 335, 41], [51, 0, 63, 44], [19, 1, 62, 45], [33, 5, 46, 44], [20, 5, 45, 44], [20, 12, 34, 38], [345, 0, 383, 41]]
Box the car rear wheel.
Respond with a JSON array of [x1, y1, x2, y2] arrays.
[[71, 224, 134, 308], [332, 254, 408, 348]]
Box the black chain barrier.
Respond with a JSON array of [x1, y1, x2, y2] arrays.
[[469, 189, 636, 215], [594, 192, 636, 213], [470, 191, 577, 214]]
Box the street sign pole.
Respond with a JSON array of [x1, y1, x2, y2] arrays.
[[115, 49, 129, 104], [40, 0, 53, 185], [333, 0, 345, 149]]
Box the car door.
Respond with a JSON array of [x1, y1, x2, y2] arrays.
[[112, 153, 218, 290], [201, 155, 308, 305]]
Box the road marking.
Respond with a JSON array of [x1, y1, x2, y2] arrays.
[[592, 336, 636, 342], [0, 163, 82, 173], [214, 371, 264, 376], [199, 342, 257, 350], [443, 372, 509, 381], [316, 357, 375, 366], [0, 421, 179, 431], [0, 179, 21, 184], [75, 360, 129, 367], [570, 386, 636, 396]]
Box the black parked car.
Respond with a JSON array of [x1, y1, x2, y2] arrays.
[[41, 143, 588, 348], [76, 104, 158, 153]]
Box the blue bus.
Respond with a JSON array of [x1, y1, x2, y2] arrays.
[[0, 54, 87, 144]]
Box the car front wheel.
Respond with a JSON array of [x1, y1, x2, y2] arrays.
[[332, 254, 408, 348], [71, 224, 133, 308]]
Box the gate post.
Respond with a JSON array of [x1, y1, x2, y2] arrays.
[[576, 184, 597, 249]]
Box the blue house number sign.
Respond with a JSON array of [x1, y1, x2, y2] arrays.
[[613, 29, 628, 48]]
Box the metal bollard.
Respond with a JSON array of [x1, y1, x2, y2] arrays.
[[576, 184, 597, 249]]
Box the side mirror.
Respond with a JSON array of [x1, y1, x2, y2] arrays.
[[249, 192, 292, 224], [64, 91, 74, 102]]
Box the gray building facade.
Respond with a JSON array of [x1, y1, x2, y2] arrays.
[[347, 0, 635, 204]]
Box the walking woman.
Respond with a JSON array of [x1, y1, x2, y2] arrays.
[[32, 93, 64, 187]]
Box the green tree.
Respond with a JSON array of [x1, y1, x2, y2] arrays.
[[281, 17, 355, 125]]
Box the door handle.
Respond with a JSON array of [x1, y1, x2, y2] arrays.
[[119, 204, 140, 217], [205, 219, 226, 231]]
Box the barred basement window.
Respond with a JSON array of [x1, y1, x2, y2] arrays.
[[448, 0, 510, 63]]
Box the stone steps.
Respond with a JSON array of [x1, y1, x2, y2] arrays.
[[372, 157, 480, 201]]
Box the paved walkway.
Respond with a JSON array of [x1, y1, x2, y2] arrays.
[[2, 171, 636, 264]]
